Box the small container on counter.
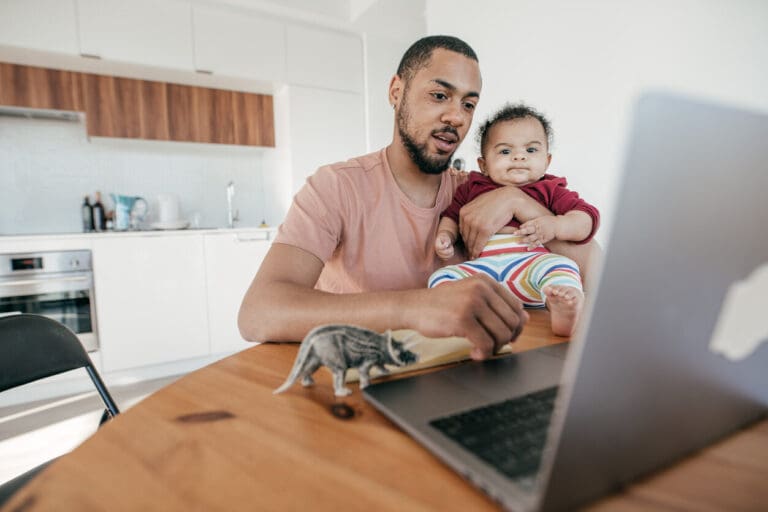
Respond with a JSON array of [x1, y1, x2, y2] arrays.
[[82, 196, 94, 232]]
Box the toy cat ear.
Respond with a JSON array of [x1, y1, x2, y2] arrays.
[[385, 330, 392, 344]]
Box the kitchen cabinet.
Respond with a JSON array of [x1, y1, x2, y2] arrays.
[[192, 5, 285, 82], [233, 92, 275, 147], [0, 0, 80, 56], [204, 231, 272, 354], [92, 235, 209, 372], [76, 0, 194, 70], [0, 63, 84, 111], [285, 25, 364, 93], [167, 84, 275, 146], [81, 73, 170, 140], [167, 84, 235, 145]]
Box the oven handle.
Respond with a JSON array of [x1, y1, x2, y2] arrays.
[[0, 274, 92, 297], [0, 276, 90, 287]]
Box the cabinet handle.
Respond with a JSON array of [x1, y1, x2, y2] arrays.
[[235, 232, 270, 242], [195, 69, 214, 75], [80, 53, 102, 60]]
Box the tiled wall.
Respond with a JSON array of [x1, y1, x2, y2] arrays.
[[0, 115, 286, 235]]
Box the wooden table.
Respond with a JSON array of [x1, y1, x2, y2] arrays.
[[4, 310, 767, 511]]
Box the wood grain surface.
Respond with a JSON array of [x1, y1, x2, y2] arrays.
[[0, 62, 84, 111], [2, 310, 765, 512], [82, 74, 170, 140], [0, 61, 275, 147]]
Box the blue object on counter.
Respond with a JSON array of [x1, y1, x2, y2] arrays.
[[111, 194, 148, 231]]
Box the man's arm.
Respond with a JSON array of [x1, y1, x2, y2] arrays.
[[238, 243, 529, 360]]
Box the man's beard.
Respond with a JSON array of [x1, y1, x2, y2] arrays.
[[397, 98, 456, 175]]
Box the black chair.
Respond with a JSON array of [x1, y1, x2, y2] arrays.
[[0, 314, 120, 505]]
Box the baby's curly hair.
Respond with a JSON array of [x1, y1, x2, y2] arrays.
[[477, 103, 553, 155]]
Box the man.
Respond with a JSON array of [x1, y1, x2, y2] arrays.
[[239, 36, 592, 360]]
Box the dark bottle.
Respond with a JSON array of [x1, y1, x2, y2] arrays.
[[82, 196, 94, 232], [92, 191, 106, 231]]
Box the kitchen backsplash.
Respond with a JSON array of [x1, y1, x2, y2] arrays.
[[0, 115, 288, 235]]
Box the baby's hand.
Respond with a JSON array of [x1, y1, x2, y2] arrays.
[[514, 217, 559, 249], [435, 232, 455, 260]]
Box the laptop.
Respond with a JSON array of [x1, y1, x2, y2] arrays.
[[363, 92, 768, 511]]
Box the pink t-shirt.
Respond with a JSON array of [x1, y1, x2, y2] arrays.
[[274, 149, 467, 293]]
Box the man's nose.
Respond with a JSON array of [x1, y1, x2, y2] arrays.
[[441, 102, 466, 127]]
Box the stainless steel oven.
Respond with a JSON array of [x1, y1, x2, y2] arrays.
[[0, 250, 99, 352]]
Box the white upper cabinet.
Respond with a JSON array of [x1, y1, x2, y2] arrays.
[[76, 0, 194, 70], [285, 24, 363, 93], [192, 5, 285, 82], [0, 0, 80, 55]]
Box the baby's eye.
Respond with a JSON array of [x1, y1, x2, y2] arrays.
[[500, 149, 511, 155], [527, 147, 538, 153]]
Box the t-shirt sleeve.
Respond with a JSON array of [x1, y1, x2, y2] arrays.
[[441, 181, 470, 224], [549, 184, 600, 244], [273, 166, 346, 263]]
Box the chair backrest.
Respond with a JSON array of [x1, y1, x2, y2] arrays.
[[0, 314, 119, 418]]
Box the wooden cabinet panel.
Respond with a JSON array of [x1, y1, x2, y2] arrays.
[[0, 62, 84, 111], [82, 74, 169, 140], [233, 92, 275, 147], [0, 61, 274, 147], [168, 84, 234, 144]]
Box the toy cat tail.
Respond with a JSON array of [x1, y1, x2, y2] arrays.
[[273, 331, 318, 395]]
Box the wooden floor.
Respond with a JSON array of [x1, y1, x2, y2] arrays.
[[0, 375, 181, 485]]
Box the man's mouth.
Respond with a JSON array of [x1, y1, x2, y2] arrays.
[[432, 129, 458, 153]]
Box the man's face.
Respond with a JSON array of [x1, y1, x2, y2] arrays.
[[394, 49, 482, 175]]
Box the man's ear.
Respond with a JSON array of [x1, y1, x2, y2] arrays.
[[477, 156, 487, 174], [389, 75, 403, 109]]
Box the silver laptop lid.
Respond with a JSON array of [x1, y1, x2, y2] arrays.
[[537, 92, 768, 511]]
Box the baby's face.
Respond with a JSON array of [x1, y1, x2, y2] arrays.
[[478, 117, 551, 187]]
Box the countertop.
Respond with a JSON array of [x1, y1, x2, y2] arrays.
[[0, 226, 278, 241]]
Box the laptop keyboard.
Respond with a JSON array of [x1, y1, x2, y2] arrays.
[[429, 386, 559, 482]]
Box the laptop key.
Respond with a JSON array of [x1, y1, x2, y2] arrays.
[[430, 386, 559, 481]]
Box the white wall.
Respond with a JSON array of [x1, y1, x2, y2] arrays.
[[427, 0, 768, 242], [355, 0, 427, 151]]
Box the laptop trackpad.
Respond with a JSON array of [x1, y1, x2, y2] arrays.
[[366, 347, 567, 423]]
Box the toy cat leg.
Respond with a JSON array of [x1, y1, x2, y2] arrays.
[[358, 361, 376, 389], [300, 357, 322, 387], [332, 370, 352, 396]]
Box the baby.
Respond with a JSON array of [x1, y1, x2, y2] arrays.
[[429, 103, 599, 336]]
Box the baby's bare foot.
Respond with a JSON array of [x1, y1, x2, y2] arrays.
[[543, 285, 584, 337]]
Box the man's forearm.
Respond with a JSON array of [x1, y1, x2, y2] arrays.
[[239, 280, 413, 342]]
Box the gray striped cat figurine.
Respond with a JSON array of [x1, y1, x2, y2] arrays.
[[274, 325, 418, 397]]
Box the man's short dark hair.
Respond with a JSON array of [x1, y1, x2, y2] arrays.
[[396, 35, 478, 82], [477, 103, 553, 154]]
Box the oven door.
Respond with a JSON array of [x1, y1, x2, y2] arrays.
[[0, 271, 99, 352]]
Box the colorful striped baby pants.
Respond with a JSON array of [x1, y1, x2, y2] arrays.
[[428, 234, 583, 307]]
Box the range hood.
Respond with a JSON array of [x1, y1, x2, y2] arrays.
[[0, 105, 82, 122]]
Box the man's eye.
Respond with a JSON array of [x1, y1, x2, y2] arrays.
[[464, 102, 476, 111], [527, 147, 538, 153], [432, 92, 448, 101]]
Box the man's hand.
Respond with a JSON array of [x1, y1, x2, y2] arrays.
[[514, 216, 559, 249], [407, 274, 529, 360], [459, 187, 521, 259], [435, 231, 456, 260]]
